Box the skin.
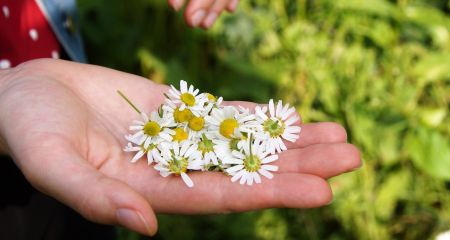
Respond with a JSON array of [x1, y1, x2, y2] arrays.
[[0, 59, 361, 236], [167, 0, 240, 28]]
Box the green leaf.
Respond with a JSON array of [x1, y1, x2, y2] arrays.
[[375, 171, 410, 221], [405, 128, 450, 180]]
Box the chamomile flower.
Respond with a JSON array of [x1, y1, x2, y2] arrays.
[[204, 93, 223, 113], [154, 141, 203, 187], [255, 99, 301, 154], [127, 112, 175, 150], [167, 80, 208, 116], [186, 115, 208, 140], [162, 100, 194, 125], [195, 134, 220, 169], [120, 80, 303, 188], [163, 99, 208, 140], [206, 106, 258, 140], [123, 142, 162, 164], [225, 138, 279, 185], [213, 134, 248, 163]]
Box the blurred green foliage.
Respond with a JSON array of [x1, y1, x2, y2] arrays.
[[78, 0, 450, 239]]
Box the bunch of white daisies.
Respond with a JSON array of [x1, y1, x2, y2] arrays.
[[122, 80, 301, 188]]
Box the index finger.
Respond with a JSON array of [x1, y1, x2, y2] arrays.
[[223, 101, 347, 148]]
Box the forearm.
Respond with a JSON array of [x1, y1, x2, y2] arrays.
[[0, 68, 13, 156]]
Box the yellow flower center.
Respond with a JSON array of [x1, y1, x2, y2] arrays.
[[181, 93, 196, 106], [173, 108, 193, 123], [172, 128, 188, 142], [219, 118, 239, 139], [244, 155, 261, 172], [188, 116, 205, 131], [263, 118, 285, 137], [198, 137, 214, 154], [206, 93, 217, 102], [143, 121, 161, 136], [168, 156, 188, 174]]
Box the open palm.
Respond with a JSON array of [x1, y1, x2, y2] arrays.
[[0, 59, 360, 235]]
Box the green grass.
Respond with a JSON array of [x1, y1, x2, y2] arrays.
[[78, 0, 450, 239]]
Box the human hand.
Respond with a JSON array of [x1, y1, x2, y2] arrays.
[[0, 59, 361, 236], [167, 0, 239, 28]]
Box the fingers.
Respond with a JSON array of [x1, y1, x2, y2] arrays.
[[224, 101, 348, 148], [20, 146, 158, 236], [146, 172, 332, 213], [167, 0, 186, 11], [226, 0, 239, 12], [181, 0, 239, 28], [277, 143, 362, 179], [285, 122, 348, 148], [200, 0, 229, 28]]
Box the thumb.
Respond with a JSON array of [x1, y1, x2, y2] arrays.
[[17, 147, 157, 236]]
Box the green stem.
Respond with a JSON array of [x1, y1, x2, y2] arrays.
[[117, 90, 142, 114]]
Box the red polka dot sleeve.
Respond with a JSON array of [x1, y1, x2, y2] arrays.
[[0, 0, 61, 69]]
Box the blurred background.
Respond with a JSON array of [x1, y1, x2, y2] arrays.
[[77, 0, 450, 239]]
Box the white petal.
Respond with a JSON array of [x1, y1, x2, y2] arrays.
[[231, 170, 245, 182], [246, 174, 254, 185], [223, 158, 243, 165], [180, 80, 187, 93], [258, 169, 273, 179], [274, 139, 282, 153], [160, 171, 170, 177], [285, 116, 299, 126], [180, 141, 190, 156], [226, 164, 244, 174], [147, 151, 154, 164], [181, 172, 194, 188], [131, 150, 145, 163], [276, 100, 283, 117], [129, 125, 143, 131], [281, 107, 295, 121], [285, 126, 301, 133], [262, 154, 278, 164], [277, 137, 287, 151], [279, 104, 290, 119], [239, 172, 248, 185], [268, 99, 275, 117], [144, 137, 152, 149], [262, 164, 278, 171], [253, 172, 262, 184]]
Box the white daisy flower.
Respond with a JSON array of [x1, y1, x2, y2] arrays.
[[213, 134, 247, 164], [167, 80, 208, 116], [206, 106, 258, 140], [162, 100, 193, 125], [154, 141, 203, 187], [127, 112, 175, 150], [255, 99, 301, 154], [203, 93, 223, 113], [225, 138, 279, 185], [123, 142, 163, 164], [194, 134, 220, 169]]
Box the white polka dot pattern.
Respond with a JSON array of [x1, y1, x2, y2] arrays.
[[29, 28, 39, 41], [51, 50, 59, 59], [0, 59, 11, 69], [2, 5, 9, 18]]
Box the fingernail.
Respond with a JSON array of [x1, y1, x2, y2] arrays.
[[116, 208, 154, 236], [203, 12, 218, 28], [171, 0, 182, 11], [228, 0, 239, 11], [327, 198, 334, 205], [191, 9, 206, 27]]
